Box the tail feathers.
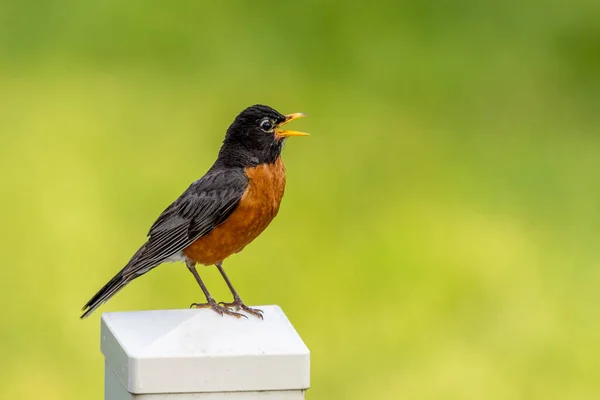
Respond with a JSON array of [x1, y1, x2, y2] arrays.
[[80, 244, 150, 319], [80, 273, 130, 319]]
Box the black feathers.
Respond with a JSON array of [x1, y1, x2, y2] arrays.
[[218, 104, 288, 167], [80, 168, 248, 318]]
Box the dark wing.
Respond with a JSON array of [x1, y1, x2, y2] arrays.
[[129, 166, 248, 275], [80, 166, 248, 318], [142, 168, 247, 268]]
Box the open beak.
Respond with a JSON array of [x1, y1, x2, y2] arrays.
[[276, 113, 309, 138]]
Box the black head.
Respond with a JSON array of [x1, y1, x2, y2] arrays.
[[216, 104, 308, 167]]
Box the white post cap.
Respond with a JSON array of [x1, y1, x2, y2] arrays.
[[101, 305, 310, 395]]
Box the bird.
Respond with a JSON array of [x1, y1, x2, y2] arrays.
[[81, 104, 308, 319]]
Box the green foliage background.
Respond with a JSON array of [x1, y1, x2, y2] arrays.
[[1, 1, 599, 399]]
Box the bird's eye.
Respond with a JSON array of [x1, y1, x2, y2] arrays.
[[260, 119, 273, 132]]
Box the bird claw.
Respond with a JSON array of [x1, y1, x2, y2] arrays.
[[190, 299, 247, 319], [219, 299, 263, 320]]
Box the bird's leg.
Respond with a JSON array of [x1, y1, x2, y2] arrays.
[[186, 259, 246, 319], [216, 262, 263, 319]]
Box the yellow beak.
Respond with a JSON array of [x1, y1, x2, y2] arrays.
[[276, 113, 309, 138]]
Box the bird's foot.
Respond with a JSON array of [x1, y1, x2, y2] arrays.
[[190, 299, 247, 319], [219, 298, 263, 319]]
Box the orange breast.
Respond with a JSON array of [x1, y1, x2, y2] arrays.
[[184, 158, 286, 265]]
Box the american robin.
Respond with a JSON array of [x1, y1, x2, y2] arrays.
[[81, 105, 308, 319]]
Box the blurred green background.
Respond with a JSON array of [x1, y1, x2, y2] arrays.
[[1, 0, 600, 399]]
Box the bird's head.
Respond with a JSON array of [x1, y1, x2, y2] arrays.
[[218, 104, 308, 166]]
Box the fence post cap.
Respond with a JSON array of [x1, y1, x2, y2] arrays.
[[101, 305, 309, 394]]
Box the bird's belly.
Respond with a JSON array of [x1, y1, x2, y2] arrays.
[[184, 158, 286, 265]]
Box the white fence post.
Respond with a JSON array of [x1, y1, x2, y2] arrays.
[[101, 305, 310, 399]]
